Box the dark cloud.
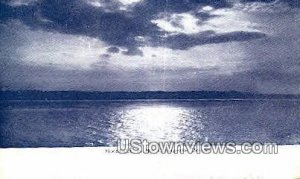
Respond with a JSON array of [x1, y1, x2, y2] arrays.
[[122, 47, 143, 56], [100, 54, 111, 59], [163, 31, 266, 50], [107, 46, 120, 53], [1, 0, 158, 47], [0, 0, 268, 55]]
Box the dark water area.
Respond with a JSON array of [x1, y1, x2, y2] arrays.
[[0, 99, 299, 147]]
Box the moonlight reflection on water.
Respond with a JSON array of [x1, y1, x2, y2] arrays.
[[111, 104, 203, 142]]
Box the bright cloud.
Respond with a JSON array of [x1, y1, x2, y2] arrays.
[[118, 0, 142, 5], [86, 0, 142, 11], [152, 8, 260, 35], [6, 0, 38, 6], [200, 8, 261, 33], [151, 13, 201, 34]]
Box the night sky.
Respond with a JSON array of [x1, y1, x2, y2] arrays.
[[0, 0, 299, 93]]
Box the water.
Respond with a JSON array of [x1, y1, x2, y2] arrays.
[[0, 100, 299, 147]]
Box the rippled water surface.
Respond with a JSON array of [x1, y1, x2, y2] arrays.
[[0, 100, 299, 147]]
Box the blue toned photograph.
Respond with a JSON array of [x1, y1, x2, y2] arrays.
[[0, 0, 299, 179]]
